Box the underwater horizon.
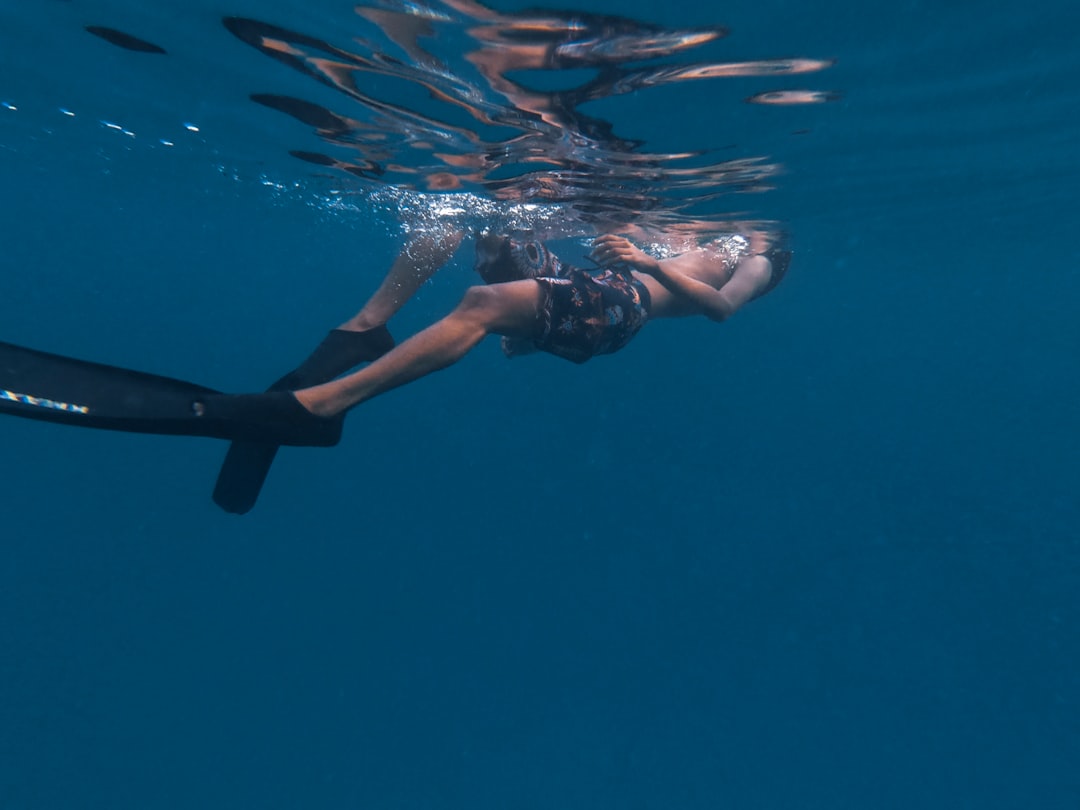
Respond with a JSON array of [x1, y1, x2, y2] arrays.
[[2, 0, 1078, 807]]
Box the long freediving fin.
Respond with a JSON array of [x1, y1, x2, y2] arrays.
[[212, 326, 394, 514], [0, 340, 341, 447], [214, 442, 282, 514]]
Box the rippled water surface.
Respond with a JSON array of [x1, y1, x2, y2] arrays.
[[4, 0, 843, 243]]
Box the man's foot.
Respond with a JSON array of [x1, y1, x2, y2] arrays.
[[195, 391, 343, 446], [292, 387, 335, 418], [211, 328, 392, 513]]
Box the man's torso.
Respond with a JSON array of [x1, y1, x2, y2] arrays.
[[635, 236, 749, 319]]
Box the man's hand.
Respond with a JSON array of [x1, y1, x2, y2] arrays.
[[590, 235, 661, 275]]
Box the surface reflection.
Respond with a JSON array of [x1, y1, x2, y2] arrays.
[[224, 0, 833, 239]]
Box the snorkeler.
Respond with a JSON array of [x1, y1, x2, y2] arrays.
[[0, 229, 789, 511], [293, 230, 787, 413], [210, 227, 789, 509]]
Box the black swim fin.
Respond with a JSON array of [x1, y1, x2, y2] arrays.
[[212, 326, 394, 514], [0, 340, 341, 447]]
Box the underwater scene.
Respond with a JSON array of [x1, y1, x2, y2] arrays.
[[1, 0, 1078, 807]]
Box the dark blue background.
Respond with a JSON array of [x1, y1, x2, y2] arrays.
[[2, 0, 1078, 807]]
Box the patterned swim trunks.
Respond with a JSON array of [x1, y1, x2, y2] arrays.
[[475, 234, 651, 363], [528, 266, 651, 364]]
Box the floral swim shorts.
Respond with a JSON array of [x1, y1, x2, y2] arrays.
[[527, 266, 651, 364], [474, 234, 651, 363]]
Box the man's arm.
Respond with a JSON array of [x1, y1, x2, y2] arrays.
[[692, 254, 773, 322], [591, 235, 772, 322]]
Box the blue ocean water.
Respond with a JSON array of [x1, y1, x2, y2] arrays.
[[2, 1, 1078, 808]]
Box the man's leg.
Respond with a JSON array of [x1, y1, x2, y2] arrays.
[[212, 227, 465, 514], [271, 228, 465, 386], [296, 279, 542, 416], [342, 228, 464, 332]]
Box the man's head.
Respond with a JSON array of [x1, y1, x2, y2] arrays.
[[474, 233, 564, 284], [754, 248, 792, 299]]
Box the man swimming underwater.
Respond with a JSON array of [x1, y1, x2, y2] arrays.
[[0, 228, 789, 511], [284, 229, 788, 416]]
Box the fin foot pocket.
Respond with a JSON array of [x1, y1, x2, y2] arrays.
[[212, 326, 395, 514], [196, 392, 342, 447]]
